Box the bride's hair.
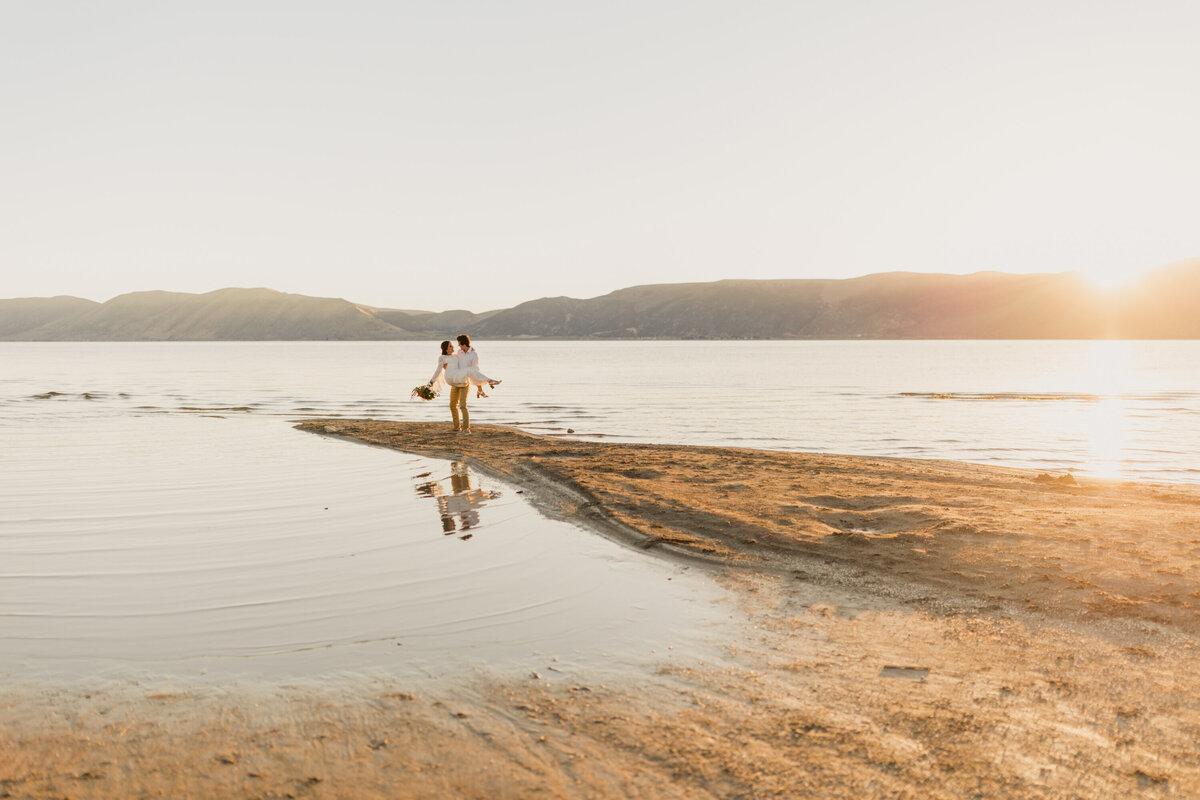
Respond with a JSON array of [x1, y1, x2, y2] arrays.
[[440, 340, 453, 355]]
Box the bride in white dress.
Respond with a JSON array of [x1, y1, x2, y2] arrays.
[[428, 340, 501, 398]]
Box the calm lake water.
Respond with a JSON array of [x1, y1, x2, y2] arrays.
[[2, 340, 1198, 682], [4, 340, 1198, 482], [0, 410, 728, 683]]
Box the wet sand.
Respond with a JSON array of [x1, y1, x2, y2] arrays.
[[4, 420, 1199, 798]]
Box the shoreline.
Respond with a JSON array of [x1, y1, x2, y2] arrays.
[[296, 419, 1200, 637], [4, 419, 1198, 798]]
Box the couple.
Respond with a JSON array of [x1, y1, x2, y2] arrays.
[[427, 334, 501, 433]]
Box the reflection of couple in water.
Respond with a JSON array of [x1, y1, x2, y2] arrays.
[[415, 462, 501, 537], [427, 334, 501, 434]]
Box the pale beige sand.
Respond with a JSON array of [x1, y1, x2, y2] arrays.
[[3, 420, 1197, 799]]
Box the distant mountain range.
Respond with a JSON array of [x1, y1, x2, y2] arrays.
[[4, 261, 1199, 340]]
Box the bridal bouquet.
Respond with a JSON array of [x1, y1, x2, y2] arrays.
[[411, 385, 438, 401]]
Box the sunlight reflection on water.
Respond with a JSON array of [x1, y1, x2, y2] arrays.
[[1085, 342, 1130, 478]]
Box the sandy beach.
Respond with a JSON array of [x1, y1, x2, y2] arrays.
[[4, 420, 1198, 799]]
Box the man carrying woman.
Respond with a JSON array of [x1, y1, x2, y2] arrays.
[[427, 334, 501, 433]]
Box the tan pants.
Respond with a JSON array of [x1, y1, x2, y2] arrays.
[[449, 384, 470, 430]]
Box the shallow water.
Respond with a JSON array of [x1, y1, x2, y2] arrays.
[[0, 413, 728, 682], [2, 339, 1198, 683]]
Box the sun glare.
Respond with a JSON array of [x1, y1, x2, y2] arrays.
[[1084, 341, 1132, 478], [1080, 265, 1147, 291]]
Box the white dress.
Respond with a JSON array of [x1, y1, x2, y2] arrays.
[[429, 352, 495, 390]]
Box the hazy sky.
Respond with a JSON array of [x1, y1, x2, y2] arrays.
[[3, 1, 1198, 311]]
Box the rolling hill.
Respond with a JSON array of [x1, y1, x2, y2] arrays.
[[3, 261, 1198, 340], [0, 296, 101, 339], [5, 288, 410, 341]]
